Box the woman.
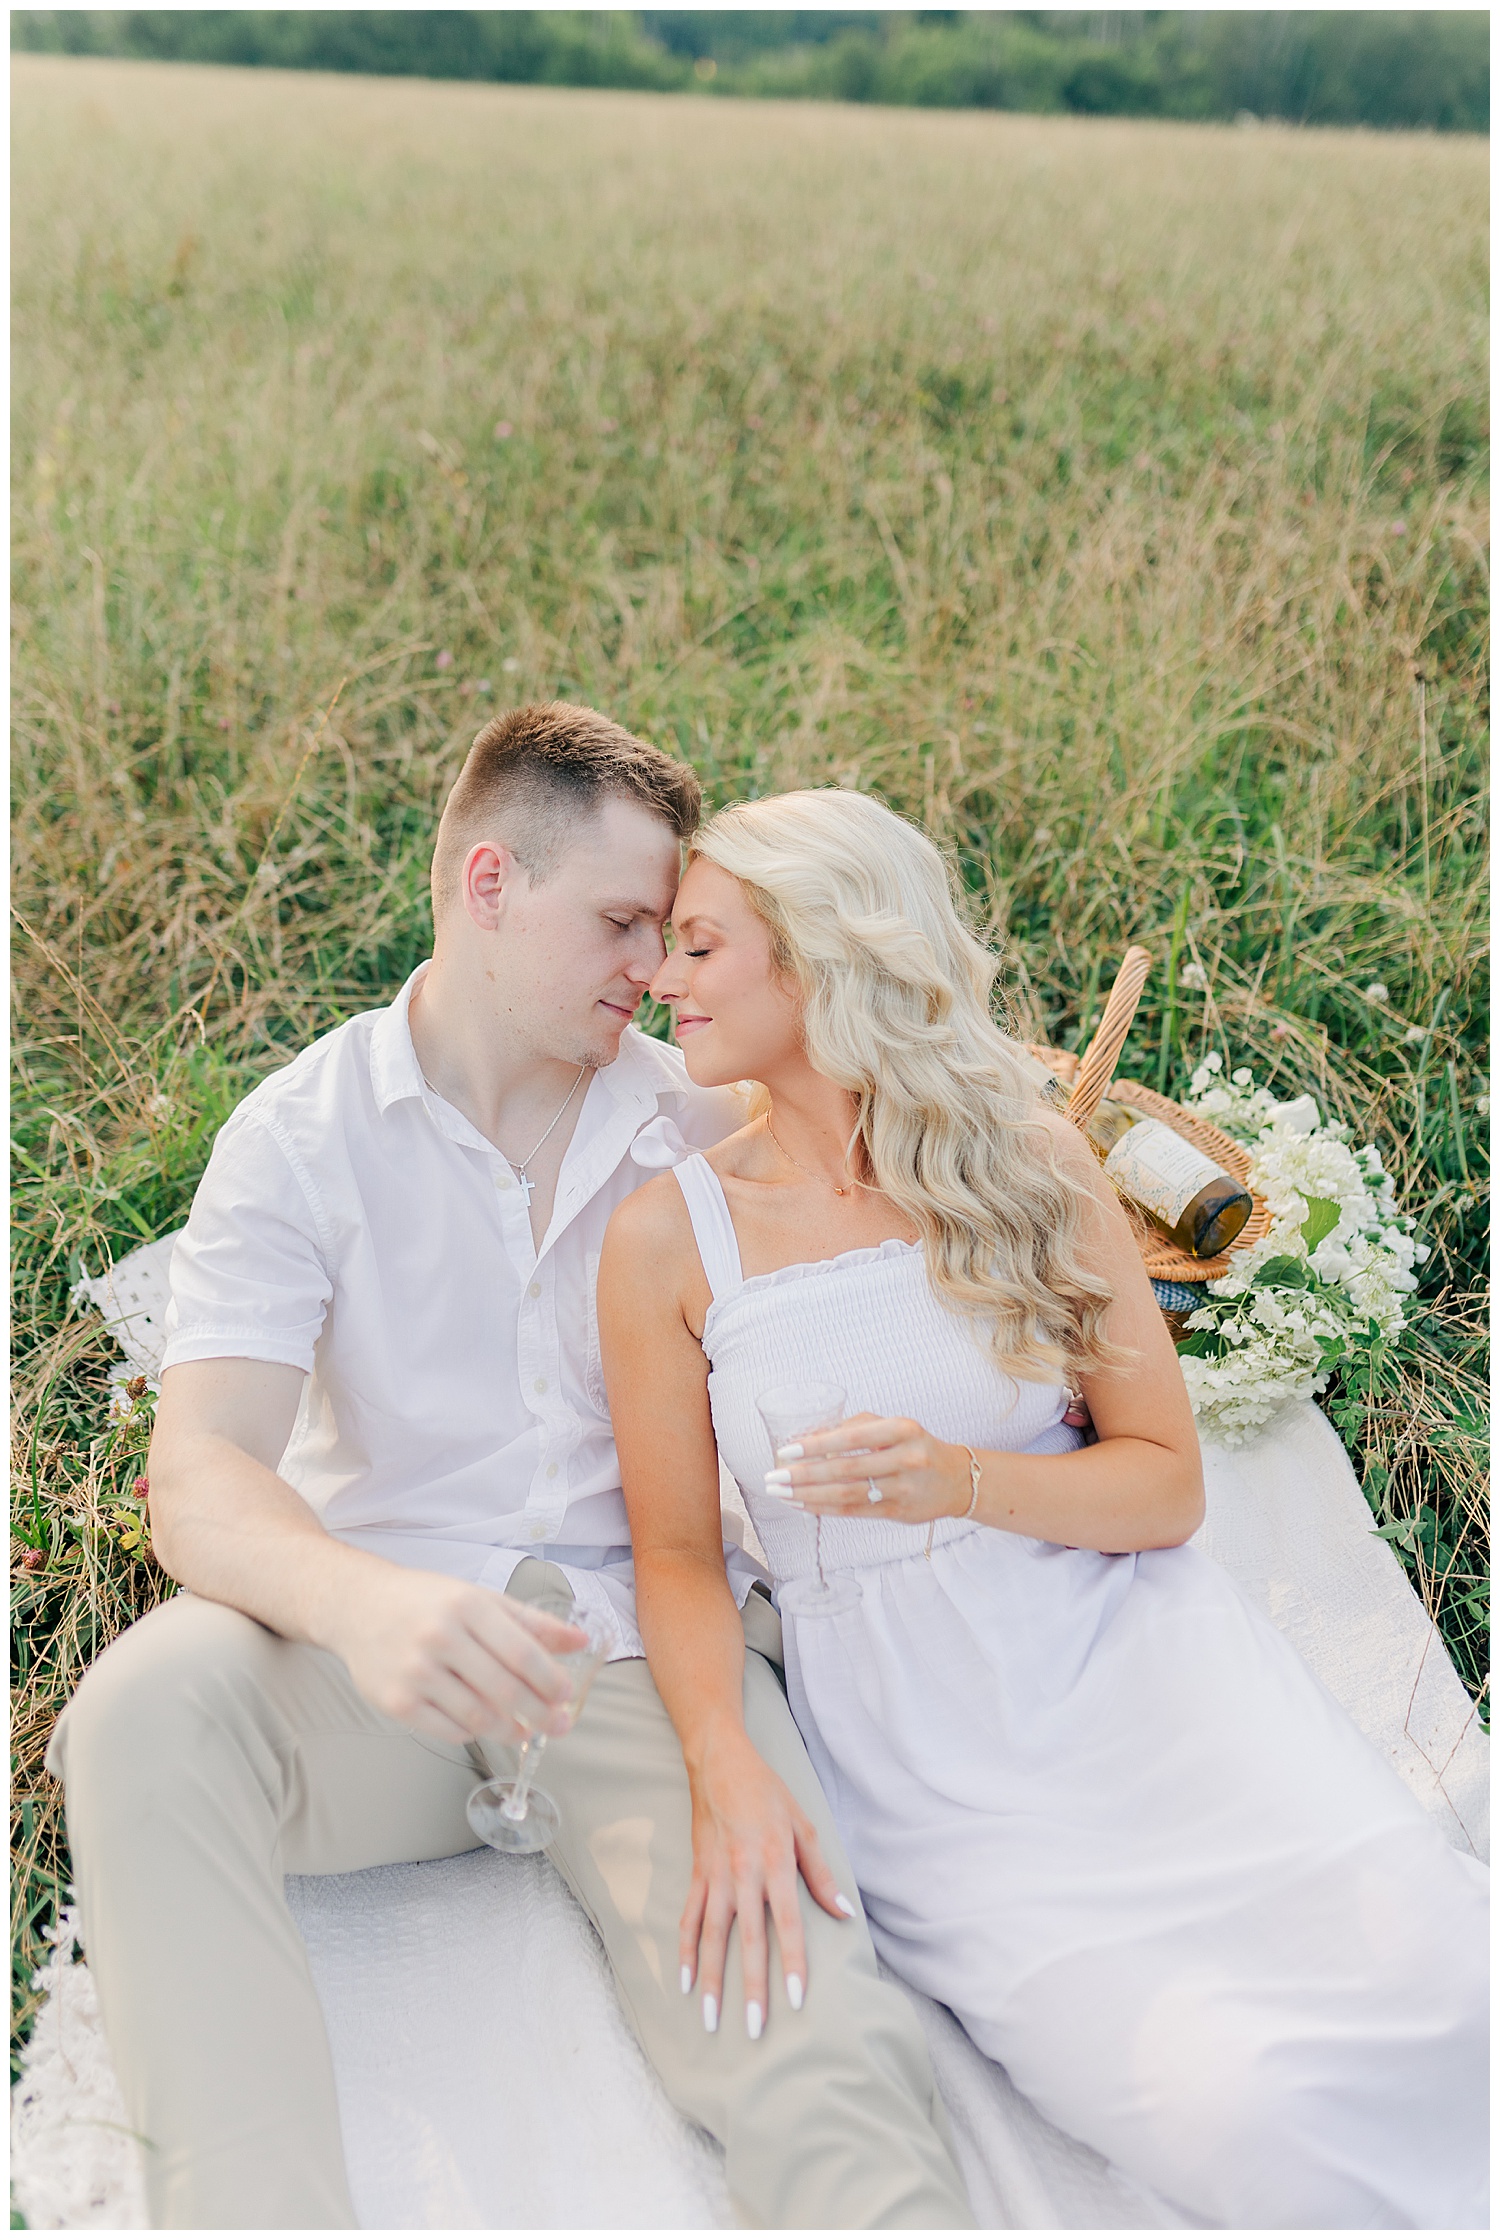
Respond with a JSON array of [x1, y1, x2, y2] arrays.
[[596, 788, 1487, 2230]]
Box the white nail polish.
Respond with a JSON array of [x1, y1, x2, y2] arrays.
[[785, 1974, 804, 2012], [775, 1441, 804, 1461], [746, 2002, 763, 2041], [764, 1466, 792, 1487], [834, 1893, 857, 1918], [703, 1993, 718, 2033], [681, 1965, 693, 1995]]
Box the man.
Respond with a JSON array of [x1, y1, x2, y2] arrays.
[[51, 703, 975, 2230]]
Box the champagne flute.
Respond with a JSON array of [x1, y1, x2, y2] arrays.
[[757, 1381, 862, 1618], [466, 1594, 613, 1854]]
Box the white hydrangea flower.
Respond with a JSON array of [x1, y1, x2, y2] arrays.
[[1179, 1305, 1334, 1444], [1183, 1051, 1278, 1141], [1173, 1059, 1422, 1445]]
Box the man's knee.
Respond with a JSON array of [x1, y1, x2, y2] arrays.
[[50, 1593, 288, 1813]]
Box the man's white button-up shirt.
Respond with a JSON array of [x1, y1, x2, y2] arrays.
[[161, 964, 750, 1650]]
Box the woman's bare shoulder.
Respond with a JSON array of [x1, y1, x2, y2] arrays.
[[1027, 1101, 1101, 1184], [603, 1169, 695, 1258], [606, 1124, 765, 1253], [601, 1168, 717, 1340]]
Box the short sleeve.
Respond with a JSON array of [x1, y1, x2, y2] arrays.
[[161, 1110, 333, 1374]]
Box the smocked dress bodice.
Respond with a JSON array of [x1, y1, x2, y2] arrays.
[[673, 1153, 1080, 1584]]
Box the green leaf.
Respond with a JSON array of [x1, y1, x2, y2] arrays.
[[1251, 1254, 1315, 1289], [1174, 1329, 1225, 1359], [1300, 1195, 1341, 1248]]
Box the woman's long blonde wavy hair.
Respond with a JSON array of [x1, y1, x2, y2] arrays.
[[693, 788, 1125, 1384]]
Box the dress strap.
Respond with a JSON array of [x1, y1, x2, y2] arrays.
[[670, 1154, 745, 1302]]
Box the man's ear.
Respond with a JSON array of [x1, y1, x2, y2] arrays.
[[460, 840, 523, 932]]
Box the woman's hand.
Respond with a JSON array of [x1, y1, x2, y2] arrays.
[[683, 1726, 854, 2040], [765, 1412, 971, 1524]]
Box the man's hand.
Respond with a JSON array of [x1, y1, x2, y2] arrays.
[[682, 1725, 852, 2042], [326, 1565, 585, 1745], [148, 1357, 583, 1746]]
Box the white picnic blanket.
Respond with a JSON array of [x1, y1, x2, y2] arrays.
[[11, 1238, 1486, 2229]]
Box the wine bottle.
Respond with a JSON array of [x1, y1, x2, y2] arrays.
[[1084, 1098, 1252, 1258]]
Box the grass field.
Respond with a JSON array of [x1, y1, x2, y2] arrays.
[[11, 55, 1488, 2058]]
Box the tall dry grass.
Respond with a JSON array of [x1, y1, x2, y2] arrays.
[[11, 56, 1488, 2053]]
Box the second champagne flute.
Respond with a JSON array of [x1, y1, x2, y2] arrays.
[[757, 1381, 862, 1618]]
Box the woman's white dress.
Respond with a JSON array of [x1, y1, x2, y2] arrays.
[[673, 1155, 1488, 2231]]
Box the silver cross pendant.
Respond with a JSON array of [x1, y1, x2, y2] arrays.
[[514, 1167, 534, 1208]]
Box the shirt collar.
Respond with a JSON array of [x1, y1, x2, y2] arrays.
[[597, 1023, 692, 1115], [368, 963, 432, 1115], [368, 966, 684, 1129]]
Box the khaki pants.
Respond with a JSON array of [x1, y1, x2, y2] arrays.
[[50, 1567, 973, 2230]]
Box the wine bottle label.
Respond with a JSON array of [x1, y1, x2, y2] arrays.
[[1102, 1120, 1225, 1227]]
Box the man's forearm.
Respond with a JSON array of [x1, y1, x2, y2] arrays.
[[145, 1362, 579, 1744], [148, 1432, 392, 1652], [633, 1547, 750, 1774]]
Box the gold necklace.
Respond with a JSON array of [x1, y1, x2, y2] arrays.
[[764, 1111, 854, 1197]]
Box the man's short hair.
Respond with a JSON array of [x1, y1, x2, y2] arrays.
[[431, 701, 701, 912]]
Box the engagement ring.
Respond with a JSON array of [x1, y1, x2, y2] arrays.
[[867, 1481, 884, 1505]]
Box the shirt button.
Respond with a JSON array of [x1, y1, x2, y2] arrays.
[[545, 1463, 558, 1480], [533, 1377, 547, 1395], [496, 1176, 511, 1191], [528, 1522, 546, 1541], [528, 1282, 541, 1299]]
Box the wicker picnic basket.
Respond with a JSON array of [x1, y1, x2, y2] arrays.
[[1026, 946, 1272, 1309]]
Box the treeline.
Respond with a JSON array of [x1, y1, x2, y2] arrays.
[[12, 10, 1489, 133]]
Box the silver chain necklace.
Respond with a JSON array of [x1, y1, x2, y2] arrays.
[[424, 1061, 589, 1208], [503, 1063, 589, 1206]]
